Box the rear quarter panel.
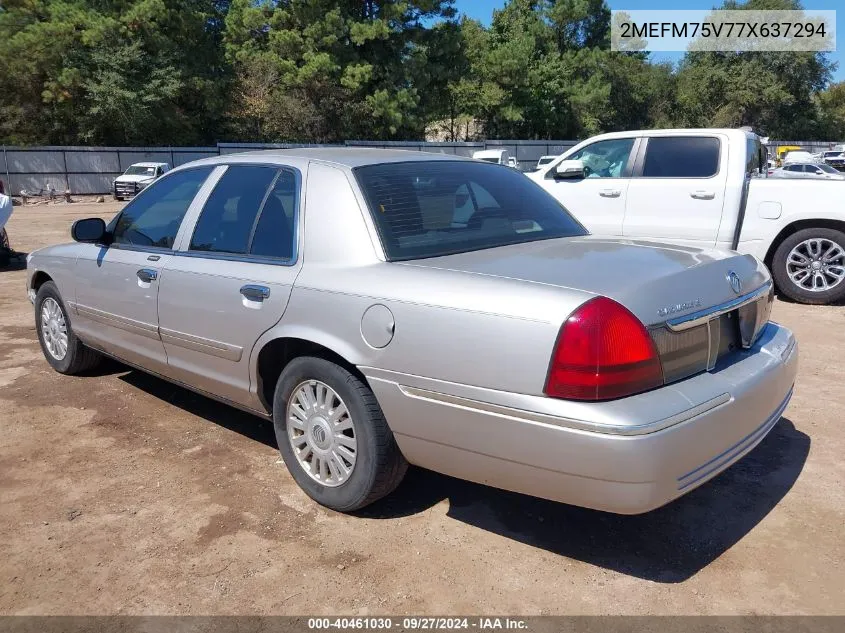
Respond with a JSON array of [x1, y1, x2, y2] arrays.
[[250, 161, 591, 401]]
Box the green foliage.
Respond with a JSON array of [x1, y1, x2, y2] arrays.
[[0, 0, 228, 145], [0, 0, 843, 145]]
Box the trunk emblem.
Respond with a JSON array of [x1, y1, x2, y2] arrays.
[[727, 271, 743, 294], [657, 299, 701, 317]]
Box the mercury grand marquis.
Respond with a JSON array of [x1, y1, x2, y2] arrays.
[[26, 149, 798, 513]]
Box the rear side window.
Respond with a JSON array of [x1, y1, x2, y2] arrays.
[[190, 165, 278, 254], [642, 137, 720, 178], [189, 165, 298, 260], [112, 167, 213, 249], [250, 170, 297, 259], [355, 160, 587, 261]]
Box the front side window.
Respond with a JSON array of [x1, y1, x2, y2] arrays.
[[112, 167, 213, 249], [355, 160, 587, 261], [642, 137, 720, 178], [566, 138, 635, 179]]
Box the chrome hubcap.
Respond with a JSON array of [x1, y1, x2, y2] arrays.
[[287, 380, 357, 487], [40, 298, 68, 361], [787, 238, 845, 292]]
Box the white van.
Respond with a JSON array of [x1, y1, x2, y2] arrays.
[[472, 149, 511, 166]]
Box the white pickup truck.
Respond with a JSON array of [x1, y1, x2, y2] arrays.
[[113, 162, 170, 201], [527, 128, 845, 305]]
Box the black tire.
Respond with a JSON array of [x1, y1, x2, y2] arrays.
[[114, 195, 123, 201], [772, 227, 845, 305], [273, 356, 407, 512], [0, 250, 9, 268], [34, 281, 102, 374]]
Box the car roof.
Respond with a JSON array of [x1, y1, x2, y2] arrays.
[[130, 162, 167, 167], [472, 149, 508, 158], [189, 148, 474, 170], [575, 128, 758, 142]]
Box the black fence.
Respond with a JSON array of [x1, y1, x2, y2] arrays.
[[0, 140, 579, 195]]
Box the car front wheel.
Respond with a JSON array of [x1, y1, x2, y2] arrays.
[[773, 228, 845, 304], [35, 281, 102, 374], [272, 356, 407, 512]]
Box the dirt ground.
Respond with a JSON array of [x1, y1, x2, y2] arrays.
[[0, 202, 843, 616]]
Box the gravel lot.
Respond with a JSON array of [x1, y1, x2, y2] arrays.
[[0, 203, 843, 615]]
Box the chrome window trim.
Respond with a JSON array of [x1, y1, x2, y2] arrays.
[[666, 280, 773, 332]]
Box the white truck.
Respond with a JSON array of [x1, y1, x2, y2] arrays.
[[527, 128, 845, 305], [113, 162, 170, 201], [472, 149, 512, 166]]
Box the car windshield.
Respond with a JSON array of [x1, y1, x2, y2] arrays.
[[538, 157, 554, 166], [354, 160, 587, 261], [476, 157, 500, 164], [124, 166, 157, 176]]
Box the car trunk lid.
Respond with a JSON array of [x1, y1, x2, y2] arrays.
[[400, 235, 768, 327]]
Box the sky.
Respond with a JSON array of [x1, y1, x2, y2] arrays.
[[452, 0, 844, 82]]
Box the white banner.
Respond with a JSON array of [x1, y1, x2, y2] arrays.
[[611, 9, 836, 52]]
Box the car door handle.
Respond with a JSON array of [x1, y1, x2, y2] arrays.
[[690, 190, 716, 200], [598, 189, 621, 198], [240, 285, 270, 302], [137, 268, 158, 283]]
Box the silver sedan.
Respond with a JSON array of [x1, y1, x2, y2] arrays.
[[771, 162, 845, 180], [26, 149, 798, 514]]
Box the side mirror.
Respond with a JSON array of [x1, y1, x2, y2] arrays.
[[71, 218, 108, 243], [555, 159, 586, 179]]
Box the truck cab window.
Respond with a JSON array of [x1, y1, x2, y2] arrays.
[[567, 139, 634, 179], [642, 137, 720, 178]]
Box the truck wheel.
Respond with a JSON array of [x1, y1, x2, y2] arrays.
[[35, 281, 102, 374], [272, 356, 407, 512], [772, 228, 845, 305]]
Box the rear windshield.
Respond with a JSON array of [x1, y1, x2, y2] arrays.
[[354, 160, 587, 261]]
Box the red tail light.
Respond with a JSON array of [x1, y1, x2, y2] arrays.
[[544, 297, 664, 401]]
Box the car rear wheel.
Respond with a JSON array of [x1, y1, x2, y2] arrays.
[[35, 281, 102, 374], [772, 228, 845, 305], [272, 356, 407, 512]]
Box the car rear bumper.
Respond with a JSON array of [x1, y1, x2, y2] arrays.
[[363, 322, 798, 514]]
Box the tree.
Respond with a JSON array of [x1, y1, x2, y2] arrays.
[[223, 0, 458, 142], [674, 0, 834, 138], [0, 0, 228, 145], [817, 82, 845, 140]]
